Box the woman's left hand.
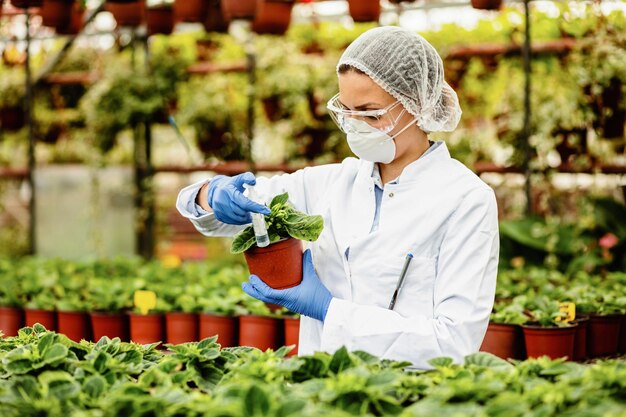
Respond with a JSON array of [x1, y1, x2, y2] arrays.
[[242, 249, 333, 322]]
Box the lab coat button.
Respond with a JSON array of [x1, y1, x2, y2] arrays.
[[389, 192, 395, 198]]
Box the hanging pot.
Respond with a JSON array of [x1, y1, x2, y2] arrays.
[[251, 0, 294, 35], [203, 0, 230, 33], [470, 0, 502, 10], [479, 322, 526, 360], [10, 0, 44, 8], [283, 316, 300, 357], [165, 312, 199, 344], [587, 314, 621, 358], [199, 313, 237, 347], [57, 311, 91, 342], [239, 315, 280, 350], [522, 324, 577, 360], [0, 307, 24, 337], [0, 107, 25, 131], [55, 3, 85, 35], [174, 0, 207, 23], [25, 309, 57, 331], [146, 5, 174, 36], [41, 0, 74, 28], [346, 0, 380, 23], [106, 1, 145, 27], [129, 313, 164, 344], [244, 238, 303, 289], [221, 0, 256, 20], [90, 312, 129, 342]]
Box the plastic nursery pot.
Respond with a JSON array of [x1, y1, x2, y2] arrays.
[[146, 6, 174, 36], [619, 314, 626, 354], [129, 313, 165, 345], [203, 0, 230, 33], [106, 1, 145, 27], [221, 0, 256, 20], [479, 322, 526, 360], [244, 238, 303, 290], [587, 314, 622, 358], [55, 4, 85, 35], [173, 0, 207, 23], [165, 312, 199, 345], [0, 307, 24, 337], [346, 0, 380, 22], [57, 311, 91, 343], [251, 0, 294, 35], [90, 312, 129, 342], [470, 0, 502, 10], [283, 316, 300, 357], [522, 324, 577, 360], [239, 315, 281, 351], [40, 0, 74, 28], [10, 0, 43, 8], [573, 316, 589, 362], [24, 309, 57, 332], [199, 313, 237, 347]]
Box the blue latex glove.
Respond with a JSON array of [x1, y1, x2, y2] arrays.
[[242, 249, 333, 322], [206, 172, 271, 225]]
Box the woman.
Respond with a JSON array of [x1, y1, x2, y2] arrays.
[[177, 26, 499, 369]]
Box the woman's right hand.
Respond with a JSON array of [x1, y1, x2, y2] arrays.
[[205, 172, 271, 225]]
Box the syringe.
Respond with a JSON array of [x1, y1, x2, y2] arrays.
[[243, 184, 270, 248]]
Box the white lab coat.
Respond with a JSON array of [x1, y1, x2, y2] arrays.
[[176, 142, 499, 369]]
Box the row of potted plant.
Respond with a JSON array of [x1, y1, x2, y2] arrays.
[[1, 325, 626, 416], [0, 257, 301, 353], [481, 267, 626, 361]]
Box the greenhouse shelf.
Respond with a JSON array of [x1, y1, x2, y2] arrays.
[[474, 162, 626, 175], [446, 38, 577, 59]]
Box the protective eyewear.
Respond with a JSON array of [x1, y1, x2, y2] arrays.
[[326, 93, 407, 134]]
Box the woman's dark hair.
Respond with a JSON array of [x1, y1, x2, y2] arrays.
[[337, 64, 366, 75]]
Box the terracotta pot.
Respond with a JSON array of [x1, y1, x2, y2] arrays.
[[479, 322, 526, 360], [283, 316, 300, 356], [251, 0, 294, 35], [587, 314, 622, 358], [166, 312, 199, 344], [203, 0, 230, 33], [55, 4, 85, 35], [346, 0, 379, 23], [25, 309, 57, 331], [57, 311, 90, 342], [129, 313, 164, 344], [618, 314, 626, 354], [239, 315, 281, 351], [10, 0, 43, 8], [106, 1, 145, 27], [41, 0, 74, 28], [90, 312, 129, 341], [146, 6, 174, 35], [573, 316, 589, 361], [470, 0, 502, 10], [174, 0, 207, 23], [221, 0, 256, 20], [0, 107, 25, 131], [0, 307, 24, 337], [199, 313, 237, 347], [244, 238, 303, 289], [522, 324, 577, 360]]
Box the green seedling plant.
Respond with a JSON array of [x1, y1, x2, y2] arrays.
[[231, 192, 324, 254]]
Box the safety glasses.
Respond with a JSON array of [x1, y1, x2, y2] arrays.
[[326, 93, 407, 134]]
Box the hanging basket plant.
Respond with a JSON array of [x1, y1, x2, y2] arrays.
[[251, 0, 295, 35], [221, 0, 256, 20], [470, 0, 502, 10], [173, 0, 207, 23], [41, 0, 75, 28], [10, 0, 44, 8], [106, 0, 145, 27], [346, 0, 379, 23], [203, 0, 230, 33], [146, 3, 174, 36]]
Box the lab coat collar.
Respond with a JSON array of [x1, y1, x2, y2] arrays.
[[356, 141, 451, 185]]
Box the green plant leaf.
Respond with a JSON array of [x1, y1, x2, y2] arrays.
[[270, 193, 289, 207], [427, 357, 454, 368], [329, 347, 353, 374], [244, 384, 271, 416], [464, 352, 514, 369], [231, 227, 256, 254], [83, 374, 107, 398], [42, 344, 68, 366]]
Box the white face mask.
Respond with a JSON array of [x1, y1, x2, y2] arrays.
[[345, 118, 418, 164]]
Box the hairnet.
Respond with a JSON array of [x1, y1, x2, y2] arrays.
[[337, 26, 461, 133]]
